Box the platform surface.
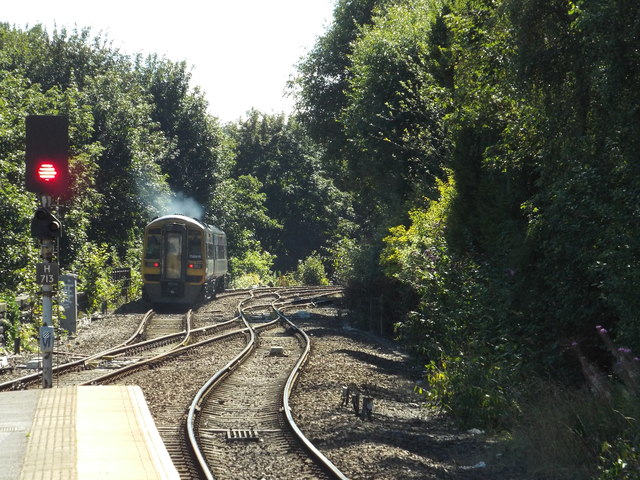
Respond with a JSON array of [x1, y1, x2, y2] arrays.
[[0, 385, 179, 480]]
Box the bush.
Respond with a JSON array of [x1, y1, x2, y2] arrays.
[[229, 249, 275, 287], [230, 273, 262, 289], [71, 242, 120, 313], [295, 253, 329, 286], [599, 436, 640, 480], [419, 351, 521, 430], [0, 295, 38, 353], [508, 382, 640, 479], [507, 327, 640, 479]]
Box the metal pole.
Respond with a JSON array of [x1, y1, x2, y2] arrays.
[[40, 195, 54, 388]]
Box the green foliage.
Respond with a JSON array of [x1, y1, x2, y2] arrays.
[[421, 352, 519, 430], [508, 381, 640, 479], [297, 0, 640, 440], [229, 249, 275, 288], [71, 242, 120, 313], [0, 70, 52, 293], [138, 55, 232, 209], [0, 23, 236, 302], [292, 0, 390, 179], [381, 175, 454, 292], [0, 295, 29, 353], [343, 0, 450, 221], [209, 174, 282, 261], [227, 110, 348, 272], [1, 4, 638, 468], [295, 252, 329, 286], [328, 235, 360, 285], [382, 175, 471, 356], [599, 437, 640, 480]]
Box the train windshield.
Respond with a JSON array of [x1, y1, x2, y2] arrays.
[[187, 230, 203, 260], [145, 231, 161, 259], [165, 233, 182, 280]]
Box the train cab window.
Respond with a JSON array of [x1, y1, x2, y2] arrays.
[[165, 233, 182, 280], [145, 235, 161, 259], [187, 231, 203, 260]]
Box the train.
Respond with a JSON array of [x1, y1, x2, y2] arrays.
[[141, 214, 228, 305]]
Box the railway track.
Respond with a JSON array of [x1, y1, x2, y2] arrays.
[[0, 287, 347, 479], [0, 310, 151, 391], [0, 286, 492, 479], [107, 325, 250, 477], [188, 291, 347, 480], [0, 306, 246, 391]]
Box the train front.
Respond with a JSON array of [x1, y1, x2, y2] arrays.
[[142, 215, 211, 305]]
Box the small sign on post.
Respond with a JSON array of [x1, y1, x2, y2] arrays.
[[36, 262, 59, 285], [39, 326, 54, 352], [61, 274, 78, 334]]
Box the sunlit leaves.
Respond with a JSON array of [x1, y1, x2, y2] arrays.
[[343, 0, 451, 221]]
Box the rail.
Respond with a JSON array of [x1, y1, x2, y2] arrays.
[[274, 300, 349, 480], [186, 296, 258, 480]]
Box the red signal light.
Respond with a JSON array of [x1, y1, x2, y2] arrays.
[[37, 162, 58, 181]]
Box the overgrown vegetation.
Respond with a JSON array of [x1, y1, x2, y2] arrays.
[[293, 0, 640, 476], [2, 1, 639, 475]]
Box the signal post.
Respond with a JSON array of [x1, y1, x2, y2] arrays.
[[25, 115, 69, 388]]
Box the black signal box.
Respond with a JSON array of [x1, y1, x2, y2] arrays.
[[25, 115, 70, 197], [31, 207, 62, 239]]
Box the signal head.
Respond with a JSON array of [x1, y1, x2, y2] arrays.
[[25, 115, 70, 198], [31, 207, 62, 239]]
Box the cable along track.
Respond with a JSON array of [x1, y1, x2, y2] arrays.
[[188, 292, 347, 480]]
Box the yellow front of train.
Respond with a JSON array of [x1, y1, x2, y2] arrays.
[[141, 215, 227, 305]]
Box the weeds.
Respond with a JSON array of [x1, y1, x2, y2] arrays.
[[510, 326, 640, 479]]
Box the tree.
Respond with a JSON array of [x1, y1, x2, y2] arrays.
[[208, 174, 280, 257], [292, 0, 390, 184], [228, 110, 348, 272], [342, 0, 451, 228], [84, 70, 171, 251], [137, 56, 232, 210]]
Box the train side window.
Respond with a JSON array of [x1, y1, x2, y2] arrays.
[[217, 244, 225, 259], [145, 235, 161, 259], [207, 242, 215, 259], [188, 231, 202, 260]]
